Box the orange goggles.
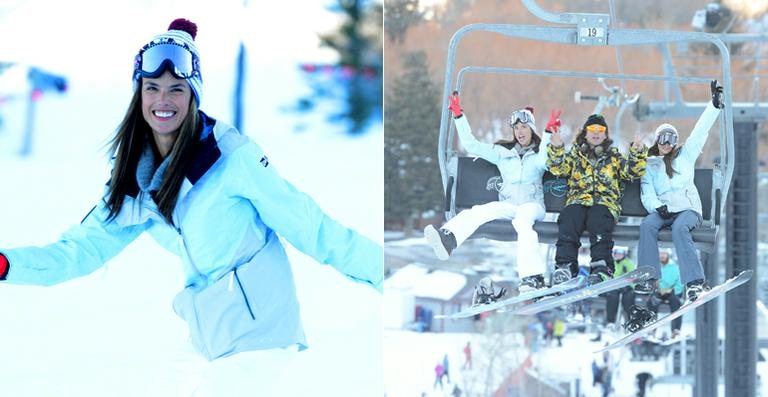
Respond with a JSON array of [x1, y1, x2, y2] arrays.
[[585, 124, 607, 134]]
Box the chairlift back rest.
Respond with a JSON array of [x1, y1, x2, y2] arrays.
[[453, 156, 716, 223]]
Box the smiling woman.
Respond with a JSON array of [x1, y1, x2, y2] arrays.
[[0, 17, 382, 397], [140, 75, 192, 156]]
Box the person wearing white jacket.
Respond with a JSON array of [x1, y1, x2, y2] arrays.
[[0, 19, 381, 396], [635, 80, 724, 307], [425, 91, 562, 298]]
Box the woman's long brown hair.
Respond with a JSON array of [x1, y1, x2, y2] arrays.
[[106, 84, 200, 224], [648, 144, 681, 178]]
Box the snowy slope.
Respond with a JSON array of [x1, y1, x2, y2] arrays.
[[0, 2, 382, 396]]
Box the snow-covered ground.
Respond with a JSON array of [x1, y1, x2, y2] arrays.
[[0, 2, 382, 396], [384, 236, 768, 397]]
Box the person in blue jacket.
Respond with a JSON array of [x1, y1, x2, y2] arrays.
[[645, 249, 684, 337], [635, 80, 724, 311], [424, 91, 562, 299], [0, 17, 381, 371]]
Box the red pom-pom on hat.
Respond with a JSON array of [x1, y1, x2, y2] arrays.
[[168, 18, 197, 39], [524, 106, 535, 114]]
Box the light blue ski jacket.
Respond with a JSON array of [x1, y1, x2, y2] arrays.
[[640, 103, 721, 216], [1, 112, 382, 359], [454, 114, 550, 207]]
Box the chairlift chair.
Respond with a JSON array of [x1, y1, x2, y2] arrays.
[[437, 15, 734, 255]]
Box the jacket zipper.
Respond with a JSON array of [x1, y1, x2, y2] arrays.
[[175, 226, 204, 279], [233, 269, 256, 320]]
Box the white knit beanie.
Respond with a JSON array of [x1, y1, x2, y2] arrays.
[[133, 19, 203, 106]]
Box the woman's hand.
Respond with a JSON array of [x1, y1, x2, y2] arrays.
[[448, 90, 463, 118], [545, 109, 562, 133], [631, 131, 649, 150], [0, 254, 9, 280], [711, 79, 724, 109]]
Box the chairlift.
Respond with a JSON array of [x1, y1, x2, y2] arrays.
[[436, 6, 734, 255]]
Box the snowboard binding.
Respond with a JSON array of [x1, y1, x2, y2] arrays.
[[622, 305, 658, 333]]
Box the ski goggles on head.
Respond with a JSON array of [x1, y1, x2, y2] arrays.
[[656, 129, 678, 146], [508, 109, 534, 126], [585, 124, 607, 134], [133, 41, 199, 80]]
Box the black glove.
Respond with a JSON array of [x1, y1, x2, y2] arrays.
[[711, 80, 724, 109], [656, 205, 673, 220]]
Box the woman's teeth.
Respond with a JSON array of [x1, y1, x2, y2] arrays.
[[153, 110, 175, 117]]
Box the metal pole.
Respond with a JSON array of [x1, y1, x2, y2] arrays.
[[695, 251, 719, 397], [724, 121, 758, 397]]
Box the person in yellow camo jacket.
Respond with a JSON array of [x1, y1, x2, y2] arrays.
[[547, 113, 647, 287]]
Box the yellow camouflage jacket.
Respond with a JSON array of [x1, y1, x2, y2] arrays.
[[546, 144, 648, 221]]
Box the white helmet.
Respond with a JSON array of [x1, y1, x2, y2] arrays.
[[654, 123, 679, 146]]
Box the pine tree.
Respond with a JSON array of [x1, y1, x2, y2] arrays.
[[384, 0, 423, 43], [302, 0, 382, 135], [385, 51, 443, 233]]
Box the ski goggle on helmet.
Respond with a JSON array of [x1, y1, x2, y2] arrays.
[[133, 39, 200, 80], [656, 128, 678, 146], [507, 109, 534, 126]]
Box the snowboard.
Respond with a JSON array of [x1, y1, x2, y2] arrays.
[[512, 267, 655, 316], [645, 333, 693, 346], [595, 270, 753, 353], [435, 275, 587, 320]]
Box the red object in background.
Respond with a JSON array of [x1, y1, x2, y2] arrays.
[[299, 63, 379, 79], [30, 88, 44, 102]]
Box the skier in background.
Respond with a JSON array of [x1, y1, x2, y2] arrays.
[[644, 250, 684, 338]]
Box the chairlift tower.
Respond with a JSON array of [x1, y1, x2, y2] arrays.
[[435, 1, 758, 396]]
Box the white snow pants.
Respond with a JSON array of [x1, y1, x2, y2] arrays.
[[443, 201, 546, 278]]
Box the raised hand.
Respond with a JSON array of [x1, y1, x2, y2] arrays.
[[711, 80, 724, 109], [631, 130, 650, 150], [448, 90, 463, 118], [545, 109, 562, 133]]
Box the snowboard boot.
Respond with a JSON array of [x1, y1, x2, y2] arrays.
[[518, 274, 546, 294], [634, 278, 658, 295], [684, 279, 711, 305], [586, 260, 612, 287], [424, 224, 457, 261], [622, 304, 658, 333], [551, 263, 575, 286], [471, 277, 508, 306]]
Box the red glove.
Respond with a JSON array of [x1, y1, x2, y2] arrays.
[[0, 254, 8, 280], [545, 109, 562, 133], [448, 90, 463, 118]]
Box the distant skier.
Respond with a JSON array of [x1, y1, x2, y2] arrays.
[[644, 250, 683, 337], [462, 341, 472, 370], [425, 91, 563, 300], [472, 277, 507, 306], [434, 362, 445, 390], [547, 112, 648, 286], [631, 80, 724, 329], [602, 246, 637, 333]]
